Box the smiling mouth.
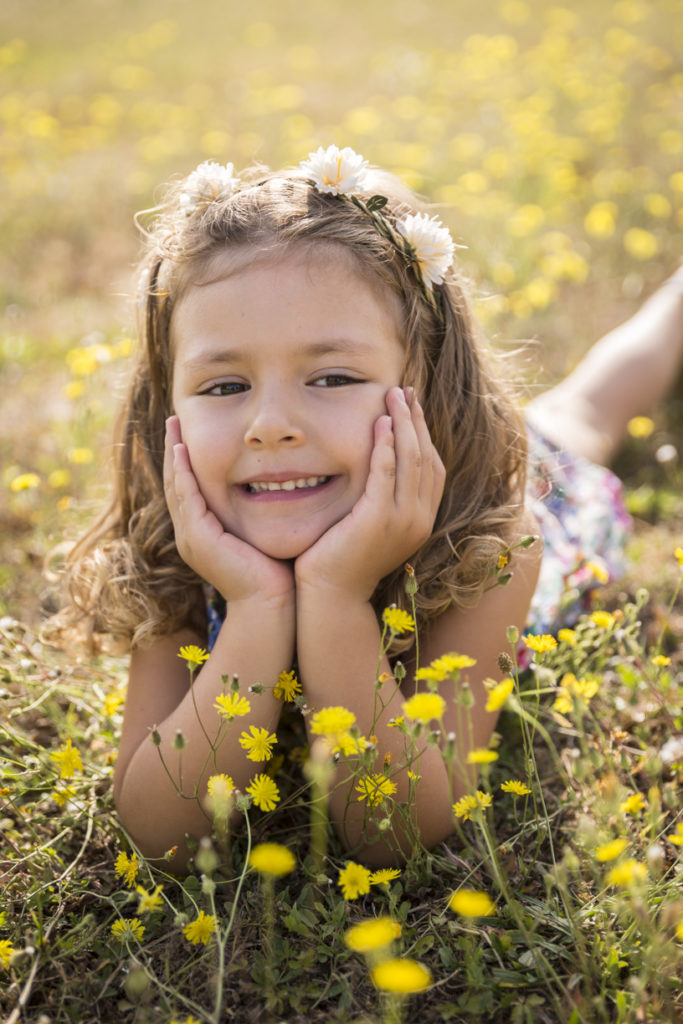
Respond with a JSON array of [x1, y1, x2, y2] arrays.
[[245, 475, 331, 494]]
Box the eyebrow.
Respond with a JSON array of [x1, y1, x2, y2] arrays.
[[178, 338, 379, 371]]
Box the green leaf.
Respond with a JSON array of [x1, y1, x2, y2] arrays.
[[366, 195, 388, 212]]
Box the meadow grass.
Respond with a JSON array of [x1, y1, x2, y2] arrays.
[[1, 0, 682, 1020]]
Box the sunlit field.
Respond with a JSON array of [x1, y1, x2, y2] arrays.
[[1, 0, 682, 1021]]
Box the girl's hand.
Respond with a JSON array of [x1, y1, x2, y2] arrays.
[[164, 416, 295, 605], [294, 387, 445, 600]]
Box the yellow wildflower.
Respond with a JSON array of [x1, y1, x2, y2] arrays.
[[114, 851, 139, 887], [596, 838, 629, 862], [0, 939, 16, 968], [355, 773, 397, 806], [333, 731, 369, 756], [627, 415, 655, 439], [402, 692, 445, 722], [68, 447, 94, 464], [370, 867, 401, 885], [136, 885, 164, 913], [501, 779, 531, 796], [273, 669, 301, 701], [485, 677, 514, 712], [677, 922, 683, 942], [51, 785, 77, 807], [453, 790, 492, 821], [522, 633, 557, 653], [382, 607, 416, 634], [667, 824, 683, 847], [651, 655, 671, 667], [246, 773, 280, 812], [620, 793, 646, 815], [311, 706, 356, 737], [675, 547, 683, 566], [206, 774, 234, 801], [338, 861, 372, 900], [605, 859, 647, 887], [449, 889, 497, 916], [177, 645, 209, 670], [590, 610, 615, 629], [497, 553, 509, 569], [182, 910, 216, 946], [585, 560, 609, 584], [51, 738, 83, 779], [558, 628, 576, 645], [371, 958, 432, 993], [467, 748, 499, 764], [104, 686, 126, 716], [623, 227, 658, 261], [238, 725, 276, 761], [415, 653, 476, 681], [248, 842, 296, 877], [111, 917, 145, 942], [10, 472, 40, 491], [214, 692, 251, 719], [344, 917, 401, 952], [553, 673, 599, 714]]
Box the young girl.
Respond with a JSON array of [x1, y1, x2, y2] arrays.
[[61, 146, 683, 870]]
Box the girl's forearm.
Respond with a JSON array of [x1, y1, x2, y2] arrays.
[[115, 597, 295, 864], [296, 587, 455, 865]]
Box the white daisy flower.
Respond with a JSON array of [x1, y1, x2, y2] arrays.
[[300, 145, 368, 196], [396, 212, 455, 288], [180, 160, 239, 214]]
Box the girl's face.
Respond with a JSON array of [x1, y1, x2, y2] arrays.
[[170, 248, 406, 560]]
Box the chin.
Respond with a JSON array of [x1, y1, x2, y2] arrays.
[[249, 533, 317, 562]]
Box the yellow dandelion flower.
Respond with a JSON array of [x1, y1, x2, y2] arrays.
[[667, 824, 683, 847], [177, 644, 209, 670], [248, 842, 296, 877], [273, 669, 301, 701], [68, 447, 94, 464], [467, 748, 499, 765], [238, 725, 277, 761], [310, 706, 356, 736], [333, 731, 369, 756], [677, 922, 683, 942], [51, 738, 83, 780], [605, 858, 647, 887], [206, 773, 234, 800], [114, 851, 139, 887], [557, 628, 576, 646], [51, 785, 77, 807], [522, 633, 557, 653], [338, 861, 372, 900], [620, 792, 646, 815], [136, 885, 164, 913], [452, 790, 492, 821], [371, 958, 432, 993], [651, 655, 671, 667], [401, 691, 446, 722], [485, 677, 515, 712], [344, 916, 402, 952], [370, 867, 401, 885], [501, 779, 531, 796], [584, 201, 617, 239], [415, 652, 477, 681], [585, 560, 610, 584], [388, 716, 405, 728], [627, 415, 655, 439], [111, 917, 145, 942], [553, 673, 599, 714], [355, 773, 397, 806], [10, 472, 41, 492], [595, 838, 629, 862], [104, 686, 126, 716], [675, 547, 683, 566], [0, 939, 16, 968], [182, 910, 216, 946], [246, 773, 280, 811], [448, 889, 497, 917], [382, 607, 416, 634], [214, 692, 251, 719], [623, 227, 658, 261]]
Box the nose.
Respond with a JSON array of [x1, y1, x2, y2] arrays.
[[243, 392, 304, 450]]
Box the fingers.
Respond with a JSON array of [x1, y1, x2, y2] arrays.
[[387, 387, 444, 516]]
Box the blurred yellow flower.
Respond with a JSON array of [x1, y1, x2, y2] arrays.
[[51, 738, 83, 779], [467, 748, 499, 764], [674, 547, 683, 566], [523, 633, 557, 653], [382, 607, 415, 634], [501, 779, 531, 796], [249, 842, 296, 877], [623, 227, 658, 261], [0, 939, 16, 968], [10, 472, 40, 492], [667, 824, 683, 847], [605, 859, 647, 887], [449, 889, 496, 916], [401, 692, 445, 722], [371, 958, 432, 993], [557, 628, 576, 646], [344, 916, 401, 952], [595, 837, 629, 862], [355, 773, 397, 806], [627, 416, 654, 438], [338, 861, 372, 900], [47, 469, 70, 489], [553, 673, 599, 714], [67, 447, 94, 465], [136, 884, 163, 913], [311, 706, 356, 736], [651, 655, 671, 667], [590, 610, 615, 629], [485, 677, 515, 712], [206, 774, 234, 801], [415, 653, 476, 681], [619, 792, 646, 815]]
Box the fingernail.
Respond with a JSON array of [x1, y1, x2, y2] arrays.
[[404, 387, 414, 405]]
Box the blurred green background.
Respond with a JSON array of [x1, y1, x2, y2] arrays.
[[1, 0, 682, 623]]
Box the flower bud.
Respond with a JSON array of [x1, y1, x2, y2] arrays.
[[506, 625, 519, 645], [173, 729, 186, 751]]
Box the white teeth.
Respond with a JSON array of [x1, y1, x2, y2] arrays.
[[247, 476, 328, 493]]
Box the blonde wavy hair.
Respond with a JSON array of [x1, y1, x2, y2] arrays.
[[52, 160, 527, 653]]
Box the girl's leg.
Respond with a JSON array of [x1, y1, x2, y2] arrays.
[[526, 266, 683, 466]]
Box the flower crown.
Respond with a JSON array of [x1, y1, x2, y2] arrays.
[[173, 145, 456, 313]]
